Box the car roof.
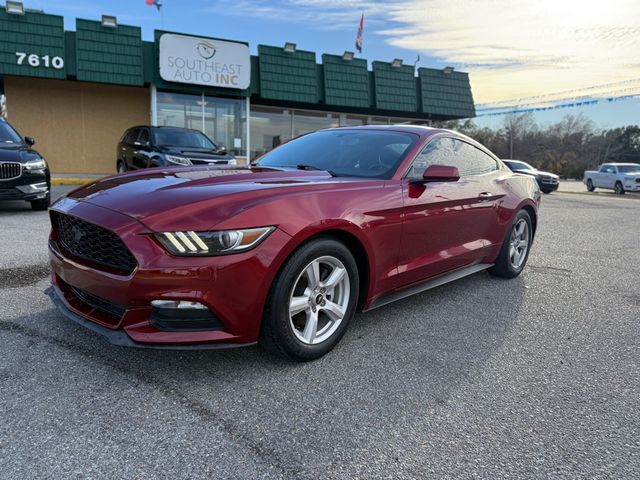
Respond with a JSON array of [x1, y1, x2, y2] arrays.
[[126, 125, 203, 133], [320, 124, 497, 159], [602, 162, 640, 166]]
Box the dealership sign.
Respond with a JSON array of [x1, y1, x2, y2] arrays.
[[159, 34, 250, 89]]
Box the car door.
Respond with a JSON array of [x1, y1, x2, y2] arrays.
[[132, 128, 152, 169], [396, 136, 503, 287], [120, 128, 139, 169]]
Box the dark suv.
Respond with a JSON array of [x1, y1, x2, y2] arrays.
[[117, 126, 236, 172], [502, 159, 560, 194], [0, 117, 50, 210]]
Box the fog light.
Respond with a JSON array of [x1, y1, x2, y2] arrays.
[[151, 300, 207, 309], [16, 183, 48, 194], [150, 300, 224, 331]]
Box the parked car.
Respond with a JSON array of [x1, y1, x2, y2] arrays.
[[116, 126, 236, 172], [502, 159, 559, 194], [0, 117, 50, 210], [47, 126, 540, 361], [583, 163, 640, 194]]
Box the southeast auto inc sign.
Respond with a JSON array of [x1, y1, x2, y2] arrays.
[[159, 34, 250, 89]]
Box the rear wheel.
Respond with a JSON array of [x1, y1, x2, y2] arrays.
[[260, 238, 359, 361], [614, 181, 625, 195], [586, 179, 595, 192], [489, 210, 533, 278]]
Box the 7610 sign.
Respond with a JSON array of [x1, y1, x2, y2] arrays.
[[15, 52, 64, 70]]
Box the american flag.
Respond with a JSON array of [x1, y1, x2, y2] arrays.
[[355, 13, 364, 53]]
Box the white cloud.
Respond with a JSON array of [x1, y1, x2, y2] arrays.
[[204, 0, 640, 102]]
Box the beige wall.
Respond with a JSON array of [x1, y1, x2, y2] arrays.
[[4, 76, 149, 174]]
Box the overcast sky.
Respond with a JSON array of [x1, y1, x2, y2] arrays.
[[30, 0, 640, 128]]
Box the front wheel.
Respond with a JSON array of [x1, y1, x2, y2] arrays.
[[489, 210, 533, 278], [614, 181, 625, 195], [260, 238, 359, 361], [586, 179, 595, 192]]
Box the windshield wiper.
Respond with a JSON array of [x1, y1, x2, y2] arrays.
[[296, 164, 337, 176]]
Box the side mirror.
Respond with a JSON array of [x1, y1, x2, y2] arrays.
[[217, 146, 227, 155], [24, 136, 35, 146], [420, 164, 460, 183]]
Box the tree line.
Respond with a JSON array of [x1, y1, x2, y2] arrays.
[[435, 113, 640, 179]]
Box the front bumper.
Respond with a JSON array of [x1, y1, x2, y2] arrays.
[[47, 198, 292, 348], [0, 168, 50, 201], [45, 286, 255, 350]]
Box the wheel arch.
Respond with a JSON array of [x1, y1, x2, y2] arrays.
[[278, 226, 373, 311], [521, 203, 537, 239]]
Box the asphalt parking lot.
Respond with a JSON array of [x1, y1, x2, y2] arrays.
[[1, 186, 638, 479]]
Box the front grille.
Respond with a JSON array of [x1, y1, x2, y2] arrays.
[[51, 211, 137, 274], [69, 285, 127, 321], [0, 162, 22, 181], [636, 178, 640, 183], [541, 176, 558, 184]]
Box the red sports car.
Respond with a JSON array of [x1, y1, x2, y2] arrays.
[[47, 126, 540, 361]]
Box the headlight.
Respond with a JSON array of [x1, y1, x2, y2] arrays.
[[156, 227, 275, 256], [165, 155, 192, 166], [228, 158, 237, 165], [24, 158, 47, 171]]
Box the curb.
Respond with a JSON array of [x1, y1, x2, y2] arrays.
[[51, 178, 95, 186]]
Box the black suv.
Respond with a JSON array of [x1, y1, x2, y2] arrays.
[[502, 159, 560, 194], [0, 117, 50, 210], [117, 126, 236, 172]]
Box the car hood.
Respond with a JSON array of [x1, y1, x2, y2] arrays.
[[0, 144, 42, 163], [514, 168, 558, 179], [537, 170, 559, 179], [63, 166, 364, 231], [160, 146, 234, 161]]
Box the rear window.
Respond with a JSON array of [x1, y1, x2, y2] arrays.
[[257, 129, 418, 179]]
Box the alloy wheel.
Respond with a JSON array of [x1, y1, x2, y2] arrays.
[[288, 255, 350, 345], [509, 219, 529, 269]]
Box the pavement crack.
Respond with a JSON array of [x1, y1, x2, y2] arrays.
[[0, 320, 298, 479], [0, 264, 50, 288]]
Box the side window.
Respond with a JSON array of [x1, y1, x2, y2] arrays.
[[406, 137, 456, 178], [125, 128, 140, 145], [462, 142, 498, 176], [406, 137, 497, 178], [137, 129, 150, 145]]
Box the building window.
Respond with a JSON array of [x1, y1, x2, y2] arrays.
[[156, 91, 247, 157], [342, 114, 368, 126], [250, 106, 292, 160], [293, 110, 339, 137]]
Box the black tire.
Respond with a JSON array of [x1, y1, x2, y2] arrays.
[[259, 237, 359, 361], [117, 160, 127, 173], [586, 179, 595, 192], [488, 209, 533, 278], [30, 193, 50, 211], [541, 189, 552, 194], [614, 181, 625, 195]]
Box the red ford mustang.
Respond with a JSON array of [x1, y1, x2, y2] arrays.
[[47, 126, 540, 361]]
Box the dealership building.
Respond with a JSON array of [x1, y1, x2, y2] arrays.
[[0, 3, 476, 174]]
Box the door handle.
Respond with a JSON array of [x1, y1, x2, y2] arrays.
[[478, 192, 493, 198]]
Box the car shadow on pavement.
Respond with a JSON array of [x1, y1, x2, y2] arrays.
[[4, 270, 528, 478]]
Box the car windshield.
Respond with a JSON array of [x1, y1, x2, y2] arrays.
[[0, 120, 24, 145], [256, 129, 418, 178], [153, 129, 217, 149], [618, 164, 640, 173], [505, 160, 534, 171]]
